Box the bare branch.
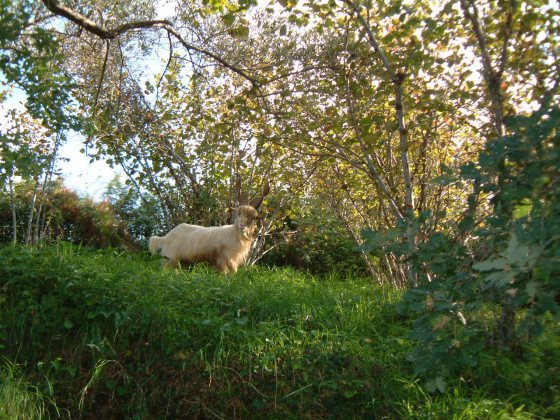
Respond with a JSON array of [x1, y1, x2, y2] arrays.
[[460, 0, 506, 136], [342, 0, 417, 285], [92, 39, 110, 117], [157, 24, 261, 86], [498, 0, 516, 77], [343, 75, 403, 218], [341, 0, 395, 79], [155, 32, 174, 100]]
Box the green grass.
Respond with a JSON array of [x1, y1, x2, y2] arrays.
[[0, 357, 65, 419], [0, 243, 557, 418]]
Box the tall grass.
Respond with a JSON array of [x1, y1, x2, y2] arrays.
[[0, 357, 64, 419], [0, 243, 556, 418]]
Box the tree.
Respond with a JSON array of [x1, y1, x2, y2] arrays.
[[35, 0, 281, 236], [2, 0, 557, 282], [103, 175, 161, 245], [238, 0, 487, 284], [0, 104, 63, 244], [0, 0, 80, 245]]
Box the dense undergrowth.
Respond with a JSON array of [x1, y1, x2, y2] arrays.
[[0, 243, 558, 419]]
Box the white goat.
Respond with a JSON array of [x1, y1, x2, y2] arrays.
[[149, 179, 270, 273]]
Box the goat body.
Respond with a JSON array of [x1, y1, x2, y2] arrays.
[[149, 181, 269, 273], [149, 213, 253, 272]]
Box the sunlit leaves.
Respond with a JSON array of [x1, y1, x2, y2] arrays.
[[0, 0, 77, 131], [0, 107, 57, 183], [1, 0, 555, 286]]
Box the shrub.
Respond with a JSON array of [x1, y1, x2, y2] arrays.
[[263, 201, 370, 276], [0, 180, 135, 249], [365, 104, 560, 391]]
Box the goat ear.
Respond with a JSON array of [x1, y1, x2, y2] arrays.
[[249, 179, 271, 210], [235, 174, 249, 205]]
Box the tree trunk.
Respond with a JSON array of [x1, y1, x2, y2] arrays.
[[499, 295, 516, 349], [344, 0, 418, 287], [25, 176, 39, 245], [8, 176, 17, 243], [34, 133, 61, 245], [460, 0, 516, 137]]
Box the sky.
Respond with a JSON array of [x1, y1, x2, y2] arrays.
[[0, 1, 179, 201], [57, 133, 122, 200], [0, 83, 121, 201]]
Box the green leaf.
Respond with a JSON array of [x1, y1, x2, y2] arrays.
[[536, 294, 559, 314], [473, 257, 507, 271], [435, 376, 447, 393], [234, 25, 249, 38], [431, 174, 455, 186], [425, 379, 436, 393], [222, 13, 235, 26], [235, 317, 248, 326], [526, 282, 537, 298], [63, 319, 74, 329], [504, 233, 537, 267], [485, 270, 516, 288], [344, 390, 358, 398]]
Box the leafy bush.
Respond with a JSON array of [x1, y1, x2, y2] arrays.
[[360, 104, 560, 392], [0, 180, 136, 248], [102, 175, 161, 246], [376, 105, 560, 391], [263, 201, 370, 276]]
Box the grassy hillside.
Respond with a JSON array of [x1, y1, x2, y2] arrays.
[[0, 244, 557, 419]]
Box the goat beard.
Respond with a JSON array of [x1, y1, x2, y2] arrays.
[[238, 227, 252, 241]]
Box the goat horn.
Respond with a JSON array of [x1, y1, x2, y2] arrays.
[[235, 173, 249, 205], [249, 179, 270, 209]]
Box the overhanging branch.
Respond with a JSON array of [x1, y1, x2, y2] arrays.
[[156, 24, 261, 86], [42, 0, 171, 39], [41, 0, 261, 86]]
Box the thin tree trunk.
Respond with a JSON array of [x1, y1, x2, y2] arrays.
[[8, 176, 17, 243], [248, 203, 280, 266], [499, 295, 516, 348], [383, 254, 395, 287], [344, 0, 418, 286], [327, 170, 383, 282], [34, 132, 61, 245], [460, 0, 516, 137], [25, 176, 40, 245], [248, 159, 322, 266], [342, 217, 381, 283]]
